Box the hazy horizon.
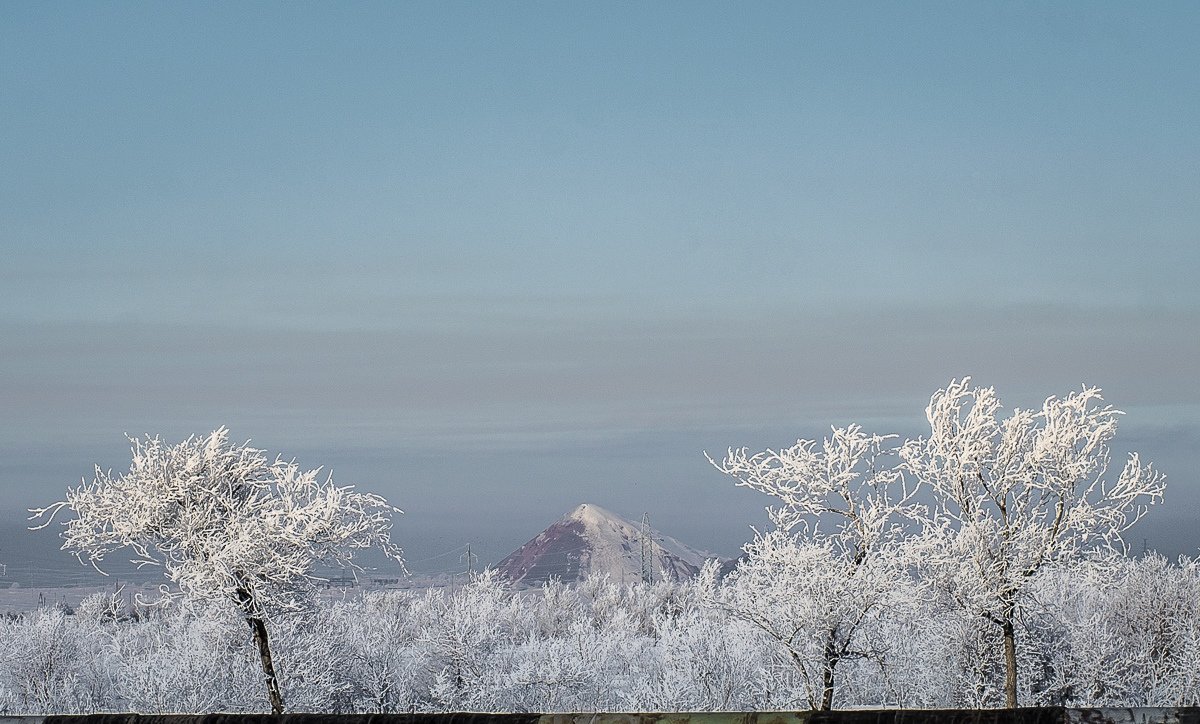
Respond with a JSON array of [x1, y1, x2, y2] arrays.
[[3, 3, 1198, 584]]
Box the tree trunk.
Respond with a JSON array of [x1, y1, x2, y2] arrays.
[[236, 585, 285, 714], [248, 613, 285, 714], [1002, 613, 1018, 708], [820, 630, 838, 711]]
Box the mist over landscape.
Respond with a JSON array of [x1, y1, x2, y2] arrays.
[[2, 3, 1200, 715], [3, 2, 1199, 587]]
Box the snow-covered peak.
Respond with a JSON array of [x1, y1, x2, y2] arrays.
[[563, 503, 624, 528], [496, 503, 723, 586]]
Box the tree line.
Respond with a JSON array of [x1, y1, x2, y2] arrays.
[[19, 378, 1179, 713], [1, 556, 1198, 714]]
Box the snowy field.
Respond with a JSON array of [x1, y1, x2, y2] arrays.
[[0, 575, 470, 615]]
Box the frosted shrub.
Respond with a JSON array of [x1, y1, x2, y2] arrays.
[[0, 606, 113, 714], [323, 590, 437, 712], [424, 571, 519, 710], [1029, 555, 1200, 707], [0, 560, 1198, 712], [111, 603, 261, 713]]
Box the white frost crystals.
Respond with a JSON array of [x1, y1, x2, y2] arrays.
[[29, 427, 404, 713], [12, 379, 1175, 713], [900, 378, 1165, 707], [709, 377, 1166, 710], [31, 427, 403, 611], [706, 425, 921, 711]]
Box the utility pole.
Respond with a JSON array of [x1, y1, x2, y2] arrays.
[[460, 543, 478, 577]]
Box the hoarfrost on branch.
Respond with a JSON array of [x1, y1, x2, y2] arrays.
[[30, 427, 403, 713], [900, 378, 1165, 707]]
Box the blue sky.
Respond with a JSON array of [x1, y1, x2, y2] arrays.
[[2, 2, 1198, 576]]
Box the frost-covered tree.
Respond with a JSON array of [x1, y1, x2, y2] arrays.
[[423, 570, 519, 710], [1027, 553, 1200, 707], [324, 590, 435, 712], [109, 601, 261, 713], [5, 559, 1200, 712], [30, 427, 403, 713], [0, 605, 113, 713], [707, 425, 920, 710], [901, 378, 1165, 707]]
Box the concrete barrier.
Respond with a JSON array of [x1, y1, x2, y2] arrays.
[[0, 708, 1187, 724]]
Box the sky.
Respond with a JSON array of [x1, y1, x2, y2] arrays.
[[1, 2, 1198, 582]]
